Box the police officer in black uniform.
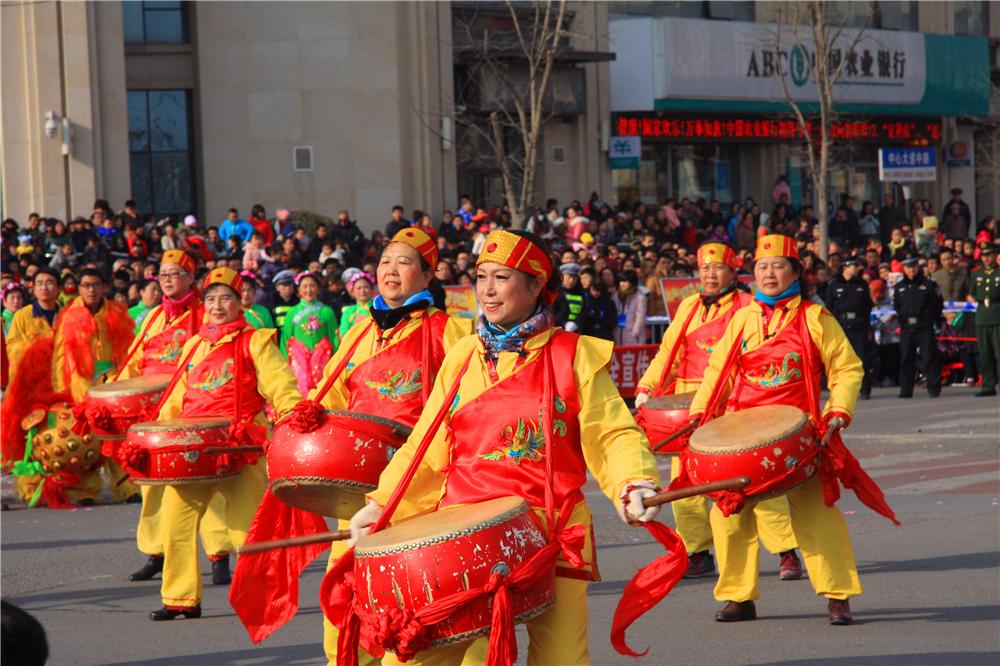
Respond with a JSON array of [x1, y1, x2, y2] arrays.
[[827, 256, 874, 398], [554, 262, 585, 332], [893, 257, 944, 398]]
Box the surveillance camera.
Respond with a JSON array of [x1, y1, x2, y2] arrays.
[[44, 111, 58, 139]]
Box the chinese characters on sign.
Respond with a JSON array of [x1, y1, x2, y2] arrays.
[[878, 147, 937, 182], [614, 115, 942, 144], [608, 345, 656, 398]]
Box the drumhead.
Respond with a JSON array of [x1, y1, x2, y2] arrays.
[[87, 374, 172, 398], [128, 417, 231, 433], [357, 496, 529, 554], [689, 405, 806, 453], [646, 391, 696, 411], [326, 410, 413, 439]]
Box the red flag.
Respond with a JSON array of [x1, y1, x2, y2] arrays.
[[229, 488, 331, 643]]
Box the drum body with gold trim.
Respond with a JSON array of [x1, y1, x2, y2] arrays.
[[84, 374, 171, 459], [354, 496, 555, 649], [636, 391, 695, 455], [124, 417, 241, 485], [687, 405, 818, 500], [268, 410, 410, 519]]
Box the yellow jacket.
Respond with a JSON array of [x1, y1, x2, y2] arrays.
[[368, 328, 660, 577], [157, 328, 301, 424], [689, 296, 863, 421], [638, 290, 747, 394], [52, 298, 134, 403], [6, 304, 55, 382], [308, 308, 472, 410]]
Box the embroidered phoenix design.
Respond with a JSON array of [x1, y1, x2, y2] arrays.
[[365, 369, 422, 402], [745, 351, 801, 388]]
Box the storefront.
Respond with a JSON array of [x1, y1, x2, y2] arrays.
[[608, 16, 990, 212]]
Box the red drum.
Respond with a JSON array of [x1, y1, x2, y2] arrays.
[[268, 410, 411, 519], [686, 405, 818, 500], [354, 496, 555, 649], [636, 391, 695, 455], [84, 374, 172, 461], [124, 417, 242, 485]]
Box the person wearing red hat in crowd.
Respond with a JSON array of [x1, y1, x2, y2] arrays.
[[635, 241, 802, 581], [147, 267, 301, 621], [226, 227, 471, 662], [115, 249, 235, 585], [686, 234, 898, 626], [337, 230, 680, 666]]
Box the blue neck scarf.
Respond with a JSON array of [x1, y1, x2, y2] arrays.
[[372, 289, 433, 311], [754, 281, 801, 306], [477, 306, 554, 361]]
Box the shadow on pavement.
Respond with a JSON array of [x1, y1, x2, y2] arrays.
[[761, 604, 999, 624], [747, 652, 996, 666], [1, 537, 137, 551], [857, 550, 999, 573], [102, 643, 322, 665]]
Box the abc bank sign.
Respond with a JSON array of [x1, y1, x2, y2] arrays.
[[610, 17, 926, 111]]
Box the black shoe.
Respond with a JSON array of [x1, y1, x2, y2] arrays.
[[860, 393, 871, 400], [130, 556, 164, 581], [715, 600, 757, 622], [79, 498, 96, 506], [975, 388, 997, 397], [125, 493, 142, 504], [898, 392, 913, 399], [149, 605, 202, 621], [928, 391, 940, 398], [211, 557, 232, 585], [683, 551, 716, 578]]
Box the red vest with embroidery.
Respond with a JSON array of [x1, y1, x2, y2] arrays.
[[140, 306, 202, 375], [181, 331, 263, 419], [441, 331, 584, 513], [346, 310, 450, 428], [678, 290, 752, 383], [729, 305, 821, 416]]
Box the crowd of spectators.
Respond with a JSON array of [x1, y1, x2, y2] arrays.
[[3, 183, 997, 389]]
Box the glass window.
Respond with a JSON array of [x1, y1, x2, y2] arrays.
[[875, 2, 918, 31], [123, 1, 188, 44], [953, 1, 989, 36], [671, 144, 741, 205], [128, 89, 195, 219]]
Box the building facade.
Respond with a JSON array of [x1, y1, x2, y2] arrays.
[[2, 1, 613, 233], [608, 1, 998, 224]]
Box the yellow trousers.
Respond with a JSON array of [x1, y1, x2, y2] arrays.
[[323, 519, 380, 666], [710, 475, 862, 602], [136, 485, 233, 557], [668, 457, 797, 555], [159, 462, 266, 609], [380, 576, 589, 666]]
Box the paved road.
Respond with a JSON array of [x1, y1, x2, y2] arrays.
[[2, 388, 998, 665]]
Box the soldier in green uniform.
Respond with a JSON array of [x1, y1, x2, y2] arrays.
[[969, 242, 999, 397]]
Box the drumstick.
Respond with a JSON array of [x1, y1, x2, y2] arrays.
[[650, 420, 700, 453], [235, 529, 351, 554], [641, 476, 751, 507], [819, 417, 845, 448], [202, 445, 266, 455]]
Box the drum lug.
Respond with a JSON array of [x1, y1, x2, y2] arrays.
[[491, 562, 511, 578], [183, 450, 200, 463], [386, 446, 397, 462]]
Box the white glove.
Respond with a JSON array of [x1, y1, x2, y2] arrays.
[[348, 500, 382, 547], [617, 481, 660, 524], [564, 321, 579, 333], [634, 392, 650, 408]]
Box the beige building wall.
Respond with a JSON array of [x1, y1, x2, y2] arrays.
[[1, 0, 129, 223], [191, 1, 455, 233]]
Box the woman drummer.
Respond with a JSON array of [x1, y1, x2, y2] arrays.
[[149, 268, 301, 621], [635, 242, 801, 581], [348, 229, 662, 665], [688, 234, 865, 625], [309, 226, 472, 665]]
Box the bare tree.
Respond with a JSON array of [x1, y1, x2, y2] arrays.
[[453, 0, 569, 229], [772, 1, 872, 262]]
